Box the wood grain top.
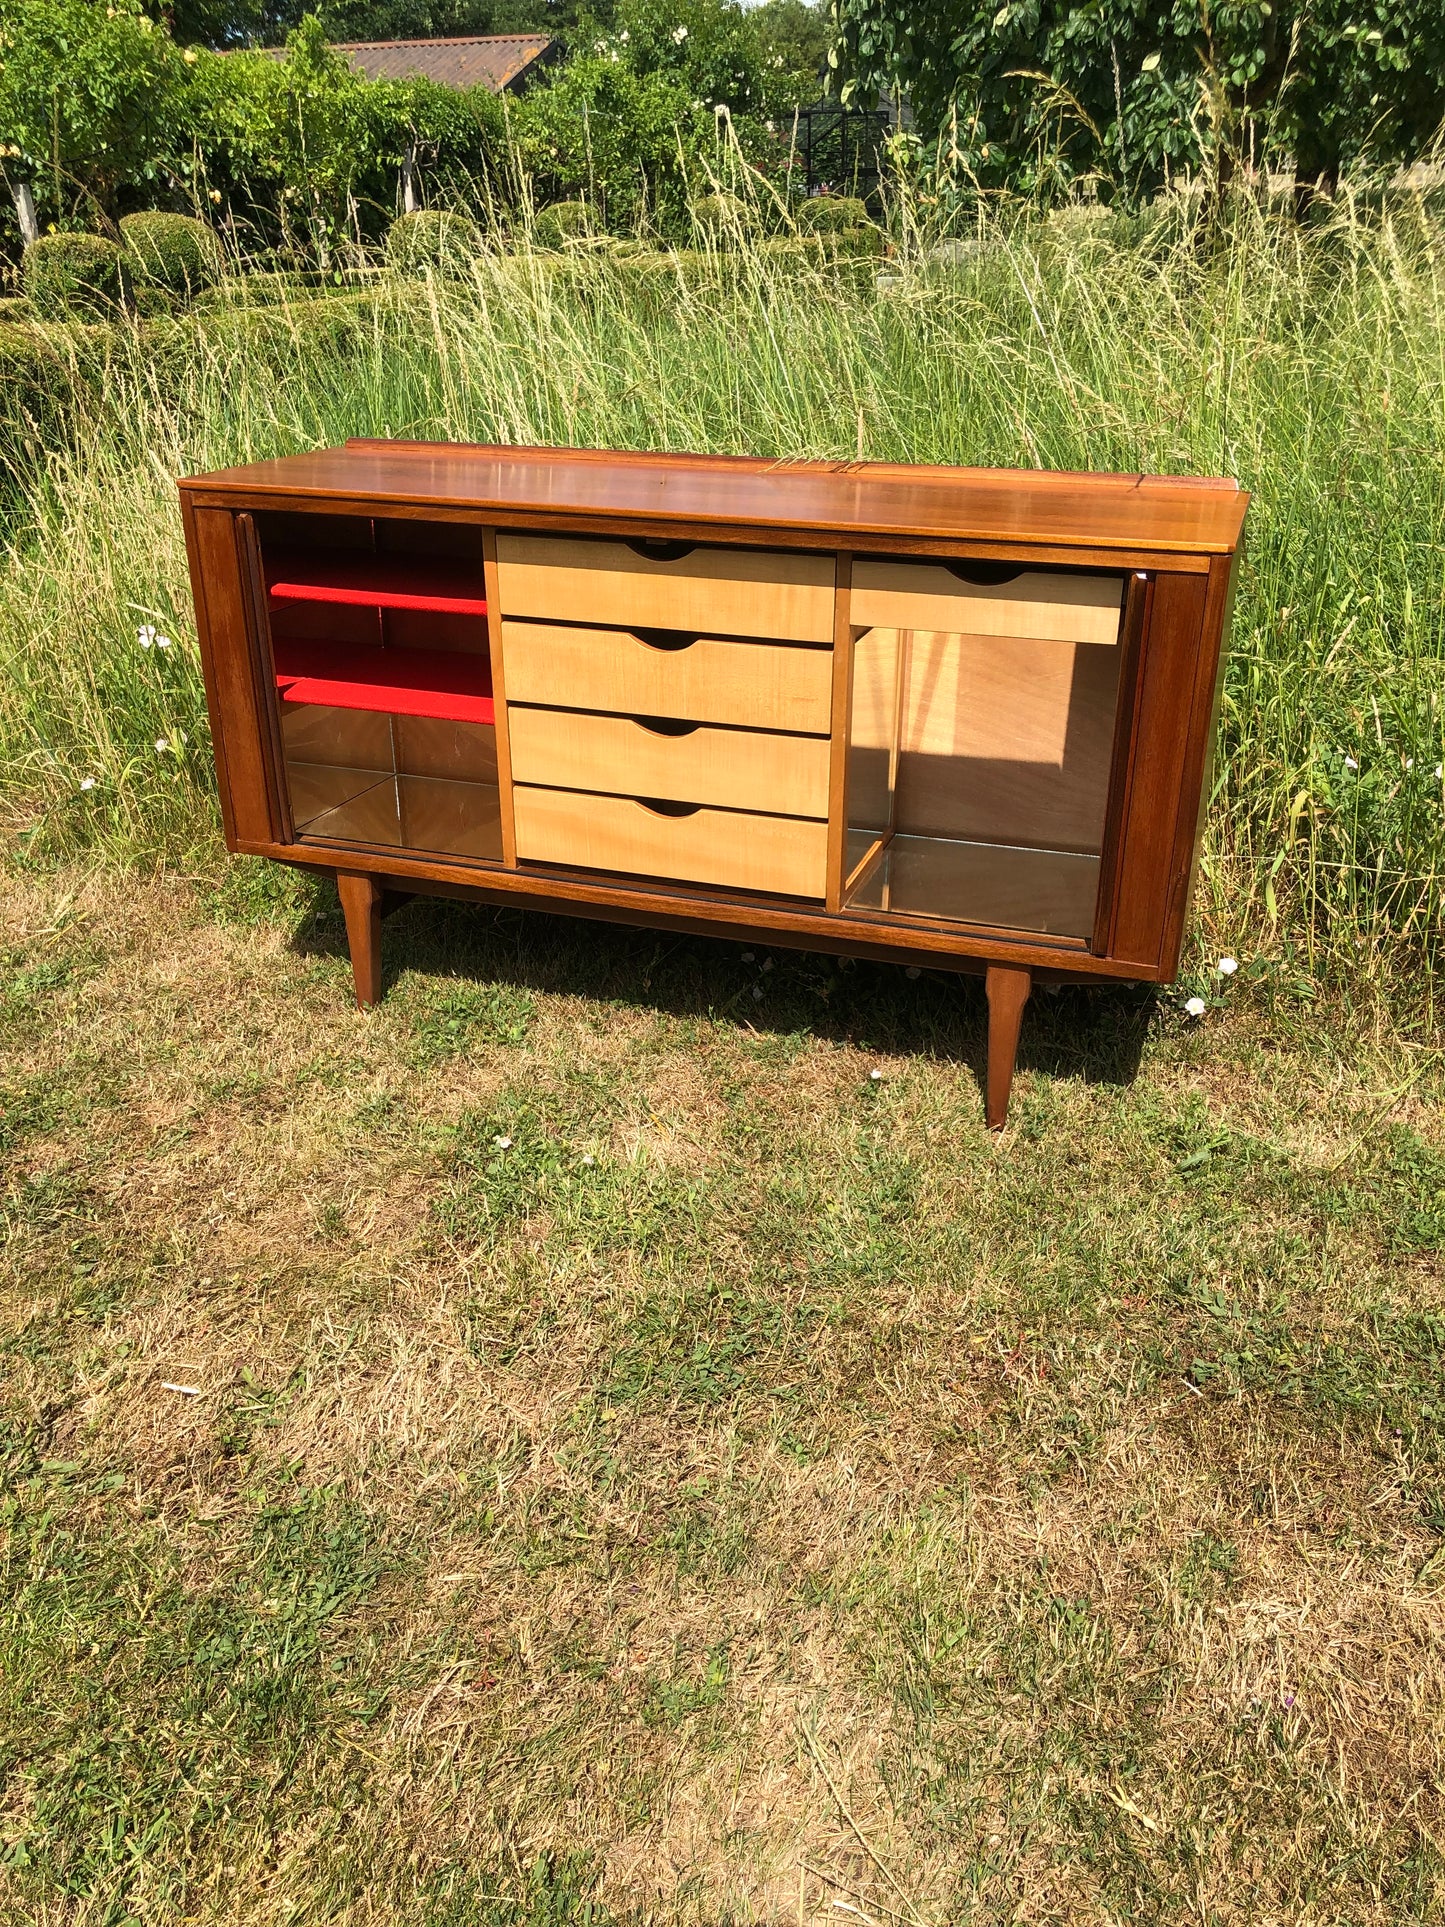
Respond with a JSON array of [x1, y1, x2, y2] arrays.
[[179, 440, 1249, 558]]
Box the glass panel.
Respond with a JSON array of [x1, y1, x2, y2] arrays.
[[841, 570, 1126, 940], [844, 623, 900, 885], [281, 704, 502, 863], [259, 512, 504, 868], [850, 835, 1100, 939]]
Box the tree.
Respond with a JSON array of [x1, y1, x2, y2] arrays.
[[827, 0, 1445, 204], [0, 0, 192, 236]]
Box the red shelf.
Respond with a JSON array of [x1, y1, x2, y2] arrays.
[[273, 640, 495, 726], [266, 549, 488, 616]]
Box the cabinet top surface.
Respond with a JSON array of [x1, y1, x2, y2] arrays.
[[179, 439, 1249, 556]]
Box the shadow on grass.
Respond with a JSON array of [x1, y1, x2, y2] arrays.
[[288, 870, 1154, 1103]]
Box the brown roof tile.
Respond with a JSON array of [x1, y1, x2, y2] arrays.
[[258, 34, 552, 91]]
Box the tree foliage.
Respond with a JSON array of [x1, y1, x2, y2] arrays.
[[828, 0, 1445, 200], [0, 0, 195, 220]]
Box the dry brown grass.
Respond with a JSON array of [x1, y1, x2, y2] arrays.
[[3, 858, 1444, 1926]]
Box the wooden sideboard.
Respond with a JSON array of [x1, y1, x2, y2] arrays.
[[178, 441, 1248, 1127]]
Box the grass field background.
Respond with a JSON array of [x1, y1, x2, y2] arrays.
[[2, 194, 1444, 1923]]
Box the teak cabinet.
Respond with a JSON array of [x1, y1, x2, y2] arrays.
[[178, 441, 1248, 1128]]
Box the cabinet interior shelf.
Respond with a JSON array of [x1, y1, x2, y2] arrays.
[[272, 638, 495, 725], [266, 549, 488, 615]]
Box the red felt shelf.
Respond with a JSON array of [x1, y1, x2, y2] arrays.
[[273, 639, 495, 726], [266, 548, 488, 616]]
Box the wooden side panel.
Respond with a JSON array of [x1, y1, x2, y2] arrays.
[[1106, 571, 1211, 970], [507, 708, 829, 818], [500, 622, 832, 733], [851, 560, 1124, 645], [824, 553, 854, 912], [482, 527, 517, 866], [496, 536, 835, 642], [1156, 549, 1240, 976], [513, 788, 827, 899], [190, 506, 276, 845]]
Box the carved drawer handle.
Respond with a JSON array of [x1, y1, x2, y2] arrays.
[[944, 560, 1025, 587], [632, 627, 698, 653], [635, 797, 701, 818], [625, 537, 697, 563]]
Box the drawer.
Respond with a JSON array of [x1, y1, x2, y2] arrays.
[[508, 708, 830, 818], [851, 560, 1124, 645], [513, 787, 827, 898], [496, 535, 835, 643], [501, 621, 833, 733]]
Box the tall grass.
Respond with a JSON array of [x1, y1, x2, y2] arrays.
[[2, 191, 1443, 985]]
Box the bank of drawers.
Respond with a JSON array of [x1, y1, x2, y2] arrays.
[[498, 538, 833, 897]]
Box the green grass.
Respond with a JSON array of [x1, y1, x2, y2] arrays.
[[0, 864, 1443, 1921], [2, 189, 1445, 1922], [2, 191, 1444, 983]]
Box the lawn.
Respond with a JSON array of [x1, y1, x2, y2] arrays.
[[2, 197, 1444, 1924]]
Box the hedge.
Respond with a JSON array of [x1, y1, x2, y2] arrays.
[[120, 212, 225, 300], [22, 235, 131, 320], [385, 209, 483, 277]]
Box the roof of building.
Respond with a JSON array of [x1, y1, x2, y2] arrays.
[[258, 34, 552, 90]]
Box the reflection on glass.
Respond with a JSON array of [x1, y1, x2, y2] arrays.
[[844, 623, 901, 893], [841, 584, 1125, 938]]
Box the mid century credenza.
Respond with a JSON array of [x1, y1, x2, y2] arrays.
[[178, 442, 1247, 1127]]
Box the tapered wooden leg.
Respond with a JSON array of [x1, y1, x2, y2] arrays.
[[984, 963, 1032, 1131], [336, 870, 383, 1007]]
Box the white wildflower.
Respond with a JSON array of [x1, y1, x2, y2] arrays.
[[1344, 755, 1358, 771], [79, 776, 96, 791], [582, 1154, 595, 1167], [157, 634, 173, 650], [752, 984, 764, 1000], [155, 737, 169, 753], [1184, 996, 1207, 1018], [493, 1134, 512, 1150], [1216, 956, 1238, 977], [1405, 758, 1414, 770], [741, 951, 755, 963], [619, 27, 628, 39], [673, 23, 688, 40], [869, 1068, 883, 1082], [761, 957, 774, 972], [138, 624, 156, 648]]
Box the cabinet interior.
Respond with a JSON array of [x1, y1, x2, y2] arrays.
[[255, 511, 503, 864], [841, 561, 1127, 939]]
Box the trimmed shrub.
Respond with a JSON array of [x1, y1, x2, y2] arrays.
[[120, 212, 224, 301], [689, 192, 759, 245], [532, 200, 593, 249], [22, 234, 130, 320], [385, 209, 483, 278], [796, 195, 873, 234]]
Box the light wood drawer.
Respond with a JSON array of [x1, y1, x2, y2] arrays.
[[496, 535, 835, 643], [513, 786, 827, 898], [501, 621, 832, 733], [508, 707, 829, 818], [851, 559, 1124, 645]]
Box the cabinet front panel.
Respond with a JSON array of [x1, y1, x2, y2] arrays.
[[496, 536, 835, 642], [501, 621, 833, 733], [514, 787, 827, 898], [508, 707, 830, 818], [851, 560, 1124, 646]]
